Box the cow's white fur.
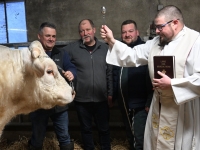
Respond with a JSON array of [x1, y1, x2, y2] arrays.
[[0, 40, 73, 136]]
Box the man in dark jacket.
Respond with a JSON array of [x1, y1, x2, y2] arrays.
[[28, 22, 76, 150], [112, 20, 153, 150], [63, 19, 113, 150]]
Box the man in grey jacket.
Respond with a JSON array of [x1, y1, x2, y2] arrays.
[[63, 19, 113, 150]]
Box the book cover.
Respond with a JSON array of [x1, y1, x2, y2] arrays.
[[153, 56, 175, 79]]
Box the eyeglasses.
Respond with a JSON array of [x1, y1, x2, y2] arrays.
[[154, 20, 173, 31]]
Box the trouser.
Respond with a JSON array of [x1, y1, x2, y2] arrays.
[[118, 103, 147, 150], [131, 108, 148, 150], [29, 109, 71, 149], [117, 96, 135, 150], [74, 101, 111, 150]]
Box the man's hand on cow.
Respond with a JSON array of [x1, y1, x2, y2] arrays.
[[63, 71, 74, 81], [72, 90, 76, 99], [152, 71, 172, 90], [100, 25, 116, 48], [107, 96, 113, 108], [145, 107, 150, 113]]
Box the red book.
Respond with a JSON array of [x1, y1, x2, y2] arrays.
[[153, 56, 175, 79]]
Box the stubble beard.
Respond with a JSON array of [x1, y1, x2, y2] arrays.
[[123, 37, 135, 45]]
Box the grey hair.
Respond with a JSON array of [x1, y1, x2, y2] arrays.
[[38, 22, 56, 34], [78, 19, 95, 32]]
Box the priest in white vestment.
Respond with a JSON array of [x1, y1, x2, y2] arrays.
[[100, 5, 200, 150]]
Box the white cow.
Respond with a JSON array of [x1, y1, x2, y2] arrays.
[[0, 40, 74, 136]]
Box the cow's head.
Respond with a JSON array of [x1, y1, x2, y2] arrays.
[[28, 40, 74, 109]]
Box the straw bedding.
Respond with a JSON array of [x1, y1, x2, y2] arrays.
[[0, 136, 129, 150]]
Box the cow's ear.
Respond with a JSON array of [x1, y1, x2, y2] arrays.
[[29, 40, 43, 58], [29, 41, 45, 76], [33, 59, 45, 77]]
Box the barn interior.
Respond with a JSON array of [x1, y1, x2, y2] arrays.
[[1, 0, 200, 149]]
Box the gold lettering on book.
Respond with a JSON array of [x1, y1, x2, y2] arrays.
[[157, 66, 171, 68], [160, 60, 166, 65], [154, 56, 175, 79]]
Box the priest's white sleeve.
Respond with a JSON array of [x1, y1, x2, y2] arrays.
[[172, 36, 200, 105], [106, 40, 150, 67], [171, 76, 200, 105]]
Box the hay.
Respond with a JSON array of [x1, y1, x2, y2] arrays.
[[0, 136, 129, 150], [111, 138, 129, 150], [1, 136, 29, 150]]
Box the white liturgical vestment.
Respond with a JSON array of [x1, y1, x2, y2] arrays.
[[106, 26, 200, 150]]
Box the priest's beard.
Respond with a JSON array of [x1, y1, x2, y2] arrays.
[[158, 37, 170, 47], [158, 28, 174, 47]]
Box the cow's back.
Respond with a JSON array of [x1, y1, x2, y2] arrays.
[[0, 46, 27, 106]]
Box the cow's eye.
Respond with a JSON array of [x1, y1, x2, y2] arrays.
[[47, 70, 53, 75]]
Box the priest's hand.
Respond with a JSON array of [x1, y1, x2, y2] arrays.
[[152, 71, 172, 90], [100, 25, 116, 48]]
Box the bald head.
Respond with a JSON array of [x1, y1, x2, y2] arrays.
[[156, 5, 184, 25]]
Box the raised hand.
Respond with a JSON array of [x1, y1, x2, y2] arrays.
[[100, 25, 116, 48]]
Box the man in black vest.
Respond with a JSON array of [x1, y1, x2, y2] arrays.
[[112, 20, 153, 150]]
